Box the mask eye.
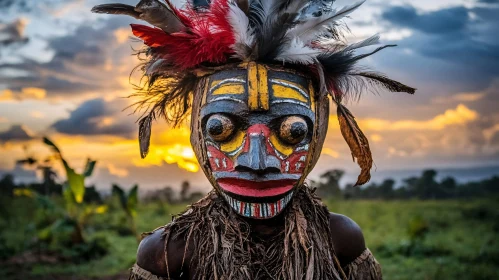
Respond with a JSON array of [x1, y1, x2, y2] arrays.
[[206, 114, 235, 142], [279, 116, 308, 145]]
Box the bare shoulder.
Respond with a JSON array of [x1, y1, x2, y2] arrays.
[[328, 212, 367, 267], [136, 228, 188, 278]]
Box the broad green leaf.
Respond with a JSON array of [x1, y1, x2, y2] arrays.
[[94, 205, 108, 214], [37, 226, 53, 241], [63, 183, 76, 211], [112, 184, 127, 210], [66, 168, 85, 204], [83, 159, 97, 177], [127, 185, 139, 217], [43, 137, 61, 154]]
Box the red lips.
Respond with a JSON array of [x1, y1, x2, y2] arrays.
[[217, 178, 296, 197]]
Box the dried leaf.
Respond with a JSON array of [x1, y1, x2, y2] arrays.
[[337, 103, 373, 186], [138, 114, 153, 159]]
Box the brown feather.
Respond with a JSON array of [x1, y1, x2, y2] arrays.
[[135, 0, 185, 34], [138, 114, 153, 159], [91, 3, 140, 19], [337, 103, 372, 186]]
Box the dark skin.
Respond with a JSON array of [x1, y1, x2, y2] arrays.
[[136, 211, 366, 279]]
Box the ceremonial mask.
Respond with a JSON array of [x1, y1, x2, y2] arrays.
[[190, 62, 329, 219]]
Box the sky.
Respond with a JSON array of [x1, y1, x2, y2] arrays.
[[0, 0, 498, 192]]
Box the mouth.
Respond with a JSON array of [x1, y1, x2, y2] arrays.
[[217, 177, 297, 197]]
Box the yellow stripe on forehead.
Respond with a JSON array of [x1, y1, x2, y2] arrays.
[[247, 62, 269, 111], [210, 78, 245, 95], [271, 78, 309, 103]]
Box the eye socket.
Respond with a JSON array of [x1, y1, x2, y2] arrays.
[[279, 116, 308, 145], [206, 114, 235, 142]]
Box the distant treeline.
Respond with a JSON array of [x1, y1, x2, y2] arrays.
[[312, 169, 499, 200], [0, 172, 203, 204], [1, 168, 498, 201]]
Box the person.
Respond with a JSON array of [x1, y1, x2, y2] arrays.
[[92, 0, 415, 279]]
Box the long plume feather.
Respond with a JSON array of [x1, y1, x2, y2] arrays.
[[286, 0, 366, 44], [228, 1, 254, 60], [276, 38, 321, 64]]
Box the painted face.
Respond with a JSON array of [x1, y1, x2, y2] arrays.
[[199, 62, 316, 219]]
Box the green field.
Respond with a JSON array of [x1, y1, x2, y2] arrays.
[[1, 196, 498, 280]]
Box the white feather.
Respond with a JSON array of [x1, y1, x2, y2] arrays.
[[286, 0, 366, 44], [276, 38, 321, 64], [315, 36, 346, 51], [168, 0, 187, 8], [228, 2, 254, 46], [343, 34, 380, 52], [318, 33, 380, 52], [228, 1, 255, 59]]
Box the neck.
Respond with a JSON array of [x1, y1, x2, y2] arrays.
[[243, 210, 287, 236]]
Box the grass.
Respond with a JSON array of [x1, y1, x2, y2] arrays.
[[1, 197, 498, 279]]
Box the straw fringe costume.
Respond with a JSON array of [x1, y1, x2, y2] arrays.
[[92, 0, 414, 279]]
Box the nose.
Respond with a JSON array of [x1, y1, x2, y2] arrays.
[[235, 133, 281, 174]]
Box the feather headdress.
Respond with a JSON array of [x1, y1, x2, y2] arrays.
[[92, 0, 416, 186]]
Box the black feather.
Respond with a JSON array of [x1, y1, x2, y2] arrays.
[[91, 3, 140, 19], [251, 0, 308, 61], [257, 12, 296, 61], [318, 44, 415, 100], [350, 44, 396, 62], [317, 49, 355, 78], [352, 72, 416, 94], [235, 0, 249, 15]]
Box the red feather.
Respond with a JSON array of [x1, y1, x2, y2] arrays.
[[131, 24, 169, 48], [131, 0, 236, 69]]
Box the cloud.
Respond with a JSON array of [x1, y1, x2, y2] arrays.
[[107, 164, 128, 178], [379, 3, 499, 90], [0, 16, 140, 100], [360, 104, 478, 131], [51, 98, 135, 137], [0, 18, 28, 46], [383, 6, 469, 34], [432, 92, 485, 104], [30, 111, 45, 119], [0, 87, 46, 101], [0, 0, 82, 14], [0, 124, 33, 142]]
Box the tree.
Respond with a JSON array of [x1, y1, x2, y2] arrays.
[[112, 184, 139, 242], [180, 181, 191, 202], [378, 179, 396, 199], [316, 170, 344, 199], [0, 174, 16, 196]]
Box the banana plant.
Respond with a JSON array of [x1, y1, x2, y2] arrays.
[[40, 137, 102, 243], [112, 184, 139, 242]]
